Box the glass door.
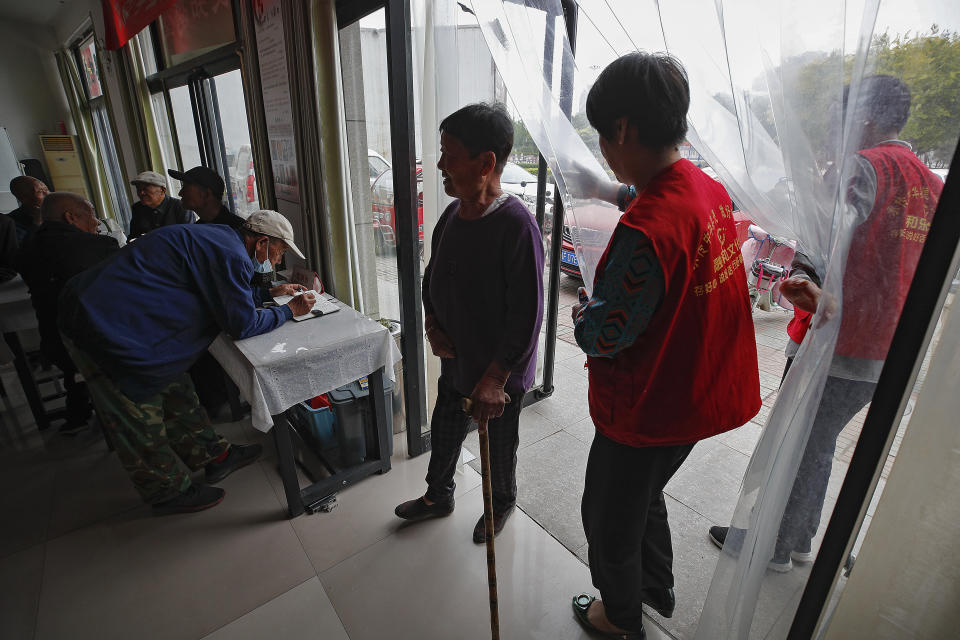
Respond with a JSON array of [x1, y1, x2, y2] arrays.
[[214, 70, 258, 218], [338, 0, 430, 455]]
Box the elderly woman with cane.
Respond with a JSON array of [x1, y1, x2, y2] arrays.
[[394, 103, 544, 554], [569, 53, 761, 637]]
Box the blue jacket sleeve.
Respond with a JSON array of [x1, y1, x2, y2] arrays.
[[194, 249, 292, 339]]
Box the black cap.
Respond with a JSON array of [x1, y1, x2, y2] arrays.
[[168, 166, 225, 199]]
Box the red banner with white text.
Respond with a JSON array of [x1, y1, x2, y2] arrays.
[[102, 0, 178, 50]]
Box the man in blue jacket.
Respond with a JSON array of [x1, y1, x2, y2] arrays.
[[60, 210, 315, 515]]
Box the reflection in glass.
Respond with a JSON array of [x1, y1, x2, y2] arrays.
[[158, 0, 236, 68], [214, 69, 258, 217]]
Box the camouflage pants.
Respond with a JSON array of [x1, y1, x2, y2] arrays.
[[64, 338, 229, 504]]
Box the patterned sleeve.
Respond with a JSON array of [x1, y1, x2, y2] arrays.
[[574, 225, 665, 358]]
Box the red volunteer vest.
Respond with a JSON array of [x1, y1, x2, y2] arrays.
[[836, 144, 943, 359], [587, 160, 761, 447], [787, 144, 942, 357]]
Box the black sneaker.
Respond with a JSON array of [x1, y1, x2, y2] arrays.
[[394, 497, 454, 522], [709, 525, 746, 552], [205, 443, 263, 484], [472, 506, 514, 544], [152, 484, 225, 516], [640, 587, 675, 618]]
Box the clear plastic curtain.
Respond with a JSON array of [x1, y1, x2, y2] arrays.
[[417, 0, 458, 252], [467, 0, 625, 291], [445, 1, 958, 638]]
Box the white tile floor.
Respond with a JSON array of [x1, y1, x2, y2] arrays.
[[0, 406, 673, 640]]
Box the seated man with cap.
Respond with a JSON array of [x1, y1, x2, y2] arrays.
[[59, 209, 316, 515], [170, 166, 245, 229], [128, 171, 194, 240]]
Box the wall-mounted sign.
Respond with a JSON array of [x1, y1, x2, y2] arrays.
[[253, 0, 299, 203]]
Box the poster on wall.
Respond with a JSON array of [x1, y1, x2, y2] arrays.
[[253, 0, 299, 203]]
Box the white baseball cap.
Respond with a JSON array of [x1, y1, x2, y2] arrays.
[[130, 171, 166, 188], [242, 210, 306, 259]]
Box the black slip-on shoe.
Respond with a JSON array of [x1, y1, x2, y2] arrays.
[[571, 594, 645, 639], [205, 443, 263, 484], [394, 497, 454, 522], [152, 484, 225, 516], [472, 506, 514, 544], [709, 525, 738, 550], [640, 587, 675, 618]]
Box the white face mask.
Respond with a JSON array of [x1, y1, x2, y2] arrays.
[[254, 239, 273, 273]]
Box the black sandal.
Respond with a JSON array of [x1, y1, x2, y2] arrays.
[[571, 594, 646, 638]]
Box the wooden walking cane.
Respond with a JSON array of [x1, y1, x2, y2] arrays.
[[462, 395, 508, 640]]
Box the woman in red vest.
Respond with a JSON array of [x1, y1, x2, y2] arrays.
[[570, 53, 761, 637], [709, 74, 943, 570]]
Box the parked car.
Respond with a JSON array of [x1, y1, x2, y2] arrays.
[[501, 161, 554, 213], [368, 149, 390, 186], [558, 202, 620, 278], [371, 165, 424, 255]]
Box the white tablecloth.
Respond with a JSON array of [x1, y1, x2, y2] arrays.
[[208, 297, 402, 432]]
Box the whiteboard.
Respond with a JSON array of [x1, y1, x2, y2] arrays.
[[0, 127, 23, 213]]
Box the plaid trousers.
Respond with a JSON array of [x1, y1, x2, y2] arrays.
[[424, 377, 524, 515]]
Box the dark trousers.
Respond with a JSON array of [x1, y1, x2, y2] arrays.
[[424, 377, 524, 514], [189, 352, 230, 418], [777, 372, 875, 552], [582, 431, 694, 632], [43, 339, 92, 426]]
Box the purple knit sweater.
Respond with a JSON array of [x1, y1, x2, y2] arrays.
[[423, 196, 544, 397]]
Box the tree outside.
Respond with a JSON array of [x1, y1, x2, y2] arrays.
[[711, 27, 958, 168]]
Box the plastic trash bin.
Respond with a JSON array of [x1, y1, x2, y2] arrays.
[[290, 402, 337, 451], [328, 376, 395, 466]]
